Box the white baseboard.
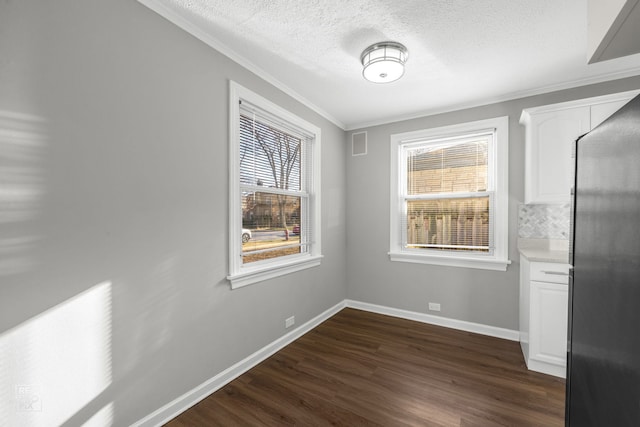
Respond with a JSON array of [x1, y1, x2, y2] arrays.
[[131, 300, 346, 427], [345, 299, 520, 342], [133, 298, 518, 426], [526, 358, 566, 378]]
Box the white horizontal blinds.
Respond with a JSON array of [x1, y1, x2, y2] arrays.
[[239, 99, 313, 264], [239, 101, 306, 191], [403, 131, 494, 253]]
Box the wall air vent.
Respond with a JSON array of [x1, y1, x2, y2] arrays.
[[352, 131, 367, 156]]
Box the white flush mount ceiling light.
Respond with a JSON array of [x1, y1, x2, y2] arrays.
[[361, 41, 409, 83]]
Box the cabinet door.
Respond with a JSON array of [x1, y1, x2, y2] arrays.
[[591, 99, 631, 129], [525, 107, 590, 204], [529, 280, 568, 365]]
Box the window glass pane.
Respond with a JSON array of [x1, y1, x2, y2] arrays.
[[242, 192, 302, 264], [406, 197, 490, 252], [240, 114, 302, 191], [407, 138, 488, 195]]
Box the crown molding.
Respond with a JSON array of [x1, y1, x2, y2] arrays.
[[344, 65, 640, 130], [138, 0, 640, 133], [136, 0, 346, 130]]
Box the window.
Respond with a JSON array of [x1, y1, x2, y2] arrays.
[[228, 82, 322, 288], [389, 116, 510, 271]]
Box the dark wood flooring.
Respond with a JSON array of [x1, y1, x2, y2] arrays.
[[166, 308, 565, 426]]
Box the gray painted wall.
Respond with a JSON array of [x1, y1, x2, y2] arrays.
[[346, 76, 640, 331], [3, 0, 640, 425], [0, 0, 346, 425]]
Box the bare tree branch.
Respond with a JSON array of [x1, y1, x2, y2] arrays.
[[254, 130, 279, 187], [252, 128, 301, 237]]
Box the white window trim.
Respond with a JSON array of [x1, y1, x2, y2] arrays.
[[389, 116, 511, 271], [228, 81, 322, 289]]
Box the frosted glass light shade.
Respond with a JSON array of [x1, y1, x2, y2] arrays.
[[361, 42, 408, 83]]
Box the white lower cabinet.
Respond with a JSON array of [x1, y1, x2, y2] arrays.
[[520, 256, 569, 378]]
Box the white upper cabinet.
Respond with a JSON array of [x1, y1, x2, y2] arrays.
[[520, 90, 640, 204], [522, 107, 589, 204]]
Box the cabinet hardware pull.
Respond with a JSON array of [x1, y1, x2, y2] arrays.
[[541, 270, 569, 276]]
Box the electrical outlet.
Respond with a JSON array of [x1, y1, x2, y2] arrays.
[[428, 302, 441, 312], [285, 316, 295, 328]]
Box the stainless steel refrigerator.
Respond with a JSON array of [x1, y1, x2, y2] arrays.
[[566, 93, 640, 426]]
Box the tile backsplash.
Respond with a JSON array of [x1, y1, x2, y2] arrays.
[[518, 204, 570, 239]]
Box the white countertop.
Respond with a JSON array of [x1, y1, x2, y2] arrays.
[[518, 238, 569, 264]]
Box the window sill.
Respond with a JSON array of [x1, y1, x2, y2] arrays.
[[228, 254, 323, 289], [388, 251, 511, 271]]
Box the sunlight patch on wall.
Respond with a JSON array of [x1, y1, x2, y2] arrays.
[[0, 110, 45, 277], [0, 281, 113, 426]]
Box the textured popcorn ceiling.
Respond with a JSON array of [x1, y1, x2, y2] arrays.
[[141, 0, 640, 129]]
